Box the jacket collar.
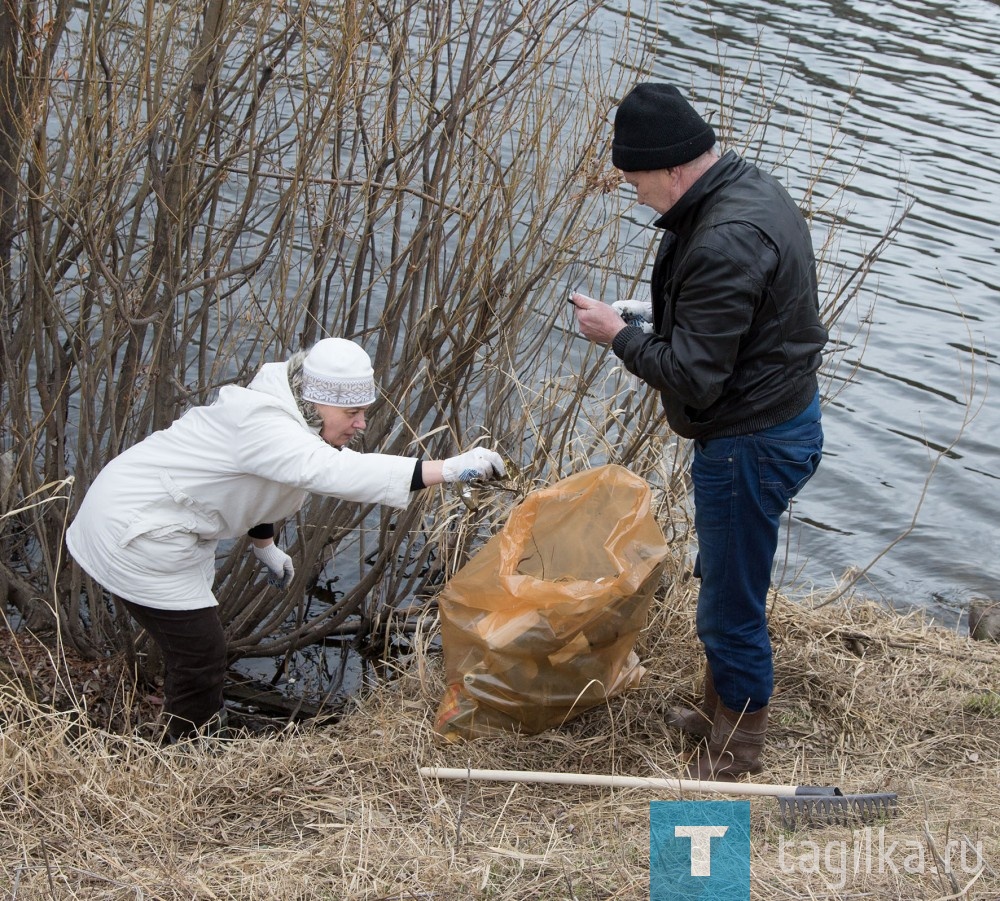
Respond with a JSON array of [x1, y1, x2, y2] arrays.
[[653, 149, 743, 234]]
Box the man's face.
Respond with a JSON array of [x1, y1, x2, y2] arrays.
[[620, 168, 680, 215], [316, 404, 368, 447]]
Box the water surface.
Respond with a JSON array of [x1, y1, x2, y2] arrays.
[[598, 0, 1000, 627]]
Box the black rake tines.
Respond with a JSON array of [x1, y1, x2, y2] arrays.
[[777, 786, 899, 829]]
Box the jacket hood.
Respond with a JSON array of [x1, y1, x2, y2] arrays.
[[247, 360, 311, 430]]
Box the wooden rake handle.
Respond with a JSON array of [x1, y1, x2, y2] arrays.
[[419, 766, 800, 798]]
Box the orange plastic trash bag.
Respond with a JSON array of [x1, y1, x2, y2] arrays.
[[433, 464, 669, 740]]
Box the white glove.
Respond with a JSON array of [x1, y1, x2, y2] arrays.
[[441, 448, 506, 483], [252, 543, 295, 589], [612, 299, 655, 333]]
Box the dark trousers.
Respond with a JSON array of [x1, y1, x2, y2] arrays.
[[122, 599, 227, 739]]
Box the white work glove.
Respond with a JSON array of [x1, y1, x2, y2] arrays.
[[252, 543, 295, 589], [441, 448, 506, 483], [611, 299, 655, 333]]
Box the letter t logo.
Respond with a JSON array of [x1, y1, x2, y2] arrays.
[[674, 825, 729, 876]]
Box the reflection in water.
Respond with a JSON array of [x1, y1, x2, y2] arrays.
[[598, 0, 1000, 625]]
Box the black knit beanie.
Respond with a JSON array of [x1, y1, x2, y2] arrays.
[[612, 83, 716, 172]]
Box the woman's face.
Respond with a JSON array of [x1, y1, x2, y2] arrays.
[[315, 404, 368, 447]]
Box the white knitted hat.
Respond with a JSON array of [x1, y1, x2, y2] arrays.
[[300, 338, 378, 406]]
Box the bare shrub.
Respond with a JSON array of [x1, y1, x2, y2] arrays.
[[0, 0, 655, 667], [0, 0, 904, 693]]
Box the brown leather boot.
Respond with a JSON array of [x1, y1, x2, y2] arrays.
[[688, 703, 768, 781], [666, 665, 718, 739]]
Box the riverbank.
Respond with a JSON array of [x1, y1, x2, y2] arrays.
[[2, 587, 998, 899]]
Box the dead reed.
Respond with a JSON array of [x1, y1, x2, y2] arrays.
[[3, 556, 998, 899]]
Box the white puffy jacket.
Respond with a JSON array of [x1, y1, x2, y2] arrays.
[[66, 361, 417, 610]]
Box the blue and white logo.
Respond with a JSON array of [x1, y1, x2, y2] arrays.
[[650, 801, 750, 900]]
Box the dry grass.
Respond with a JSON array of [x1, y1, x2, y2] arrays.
[[3, 569, 998, 900]]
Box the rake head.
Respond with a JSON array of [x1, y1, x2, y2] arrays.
[[777, 786, 899, 830]]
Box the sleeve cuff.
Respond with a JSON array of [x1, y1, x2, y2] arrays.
[[409, 459, 426, 492], [611, 323, 646, 358]]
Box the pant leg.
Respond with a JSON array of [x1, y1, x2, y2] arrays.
[[692, 394, 823, 712], [121, 599, 227, 739]]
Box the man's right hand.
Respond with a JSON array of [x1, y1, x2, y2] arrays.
[[570, 293, 633, 345]]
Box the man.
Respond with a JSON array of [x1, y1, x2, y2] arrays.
[[571, 83, 827, 779], [67, 337, 505, 741]]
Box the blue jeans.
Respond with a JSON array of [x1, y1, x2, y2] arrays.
[[691, 393, 823, 713]]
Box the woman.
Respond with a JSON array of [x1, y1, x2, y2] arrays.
[[67, 337, 505, 739]]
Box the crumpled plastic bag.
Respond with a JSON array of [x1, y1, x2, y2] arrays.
[[433, 464, 669, 740]]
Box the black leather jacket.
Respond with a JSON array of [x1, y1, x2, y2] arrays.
[[612, 151, 828, 440]]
